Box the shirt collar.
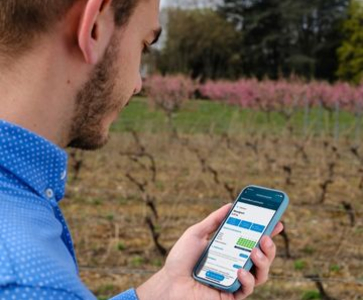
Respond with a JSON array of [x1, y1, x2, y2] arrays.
[[0, 119, 68, 202]]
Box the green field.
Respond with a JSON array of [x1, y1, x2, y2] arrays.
[[111, 97, 360, 138]]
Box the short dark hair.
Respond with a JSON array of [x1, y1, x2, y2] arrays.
[[0, 0, 139, 56]]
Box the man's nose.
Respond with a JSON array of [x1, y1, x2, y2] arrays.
[[133, 73, 143, 95]]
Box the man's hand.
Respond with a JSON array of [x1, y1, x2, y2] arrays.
[[137, 203, 284, 300]]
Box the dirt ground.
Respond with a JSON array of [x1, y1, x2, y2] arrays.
[[61, 130, 363, 300]]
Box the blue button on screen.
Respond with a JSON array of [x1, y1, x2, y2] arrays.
[[250, 224, 265, 233], [239, 253, 249, 259], [206, 271, 225, 281], [233, 264, 242, 269], [226, 217, 241, 226], [239, 220, 252, 229]]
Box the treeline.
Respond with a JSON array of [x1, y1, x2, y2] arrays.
[[152, 0, 363, 83]]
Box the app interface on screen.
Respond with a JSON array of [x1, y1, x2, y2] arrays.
[[196, 188, 283, 287]]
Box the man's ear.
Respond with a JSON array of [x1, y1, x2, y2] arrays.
[[78, 0, 115, 65]]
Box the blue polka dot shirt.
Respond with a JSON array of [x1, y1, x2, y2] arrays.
[[0, 120, 139, 300]]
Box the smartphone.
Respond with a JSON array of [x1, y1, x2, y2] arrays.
[[192, 185, 289, 293]]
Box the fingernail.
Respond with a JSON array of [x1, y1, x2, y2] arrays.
[[239, 269, 248, 276], [265, 237, 273, 248], [255, 248, 264, 259]]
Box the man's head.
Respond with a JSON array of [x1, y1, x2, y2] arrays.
[[0, 1, 139, 56], [0, 0, 161, 150]]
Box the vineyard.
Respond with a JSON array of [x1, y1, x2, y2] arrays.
[[61, 78, 363, 300]]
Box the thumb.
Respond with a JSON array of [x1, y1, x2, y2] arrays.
[[164, 203, 233, 276], [192, 203, 232, 238]]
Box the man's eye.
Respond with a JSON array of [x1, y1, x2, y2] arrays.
[[143, 43, 151, 54]]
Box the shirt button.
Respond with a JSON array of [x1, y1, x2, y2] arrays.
[[61, 170, 67, 180], [45, 188, 54, 199]]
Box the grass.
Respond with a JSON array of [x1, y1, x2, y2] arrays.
[[111, 97, 361, 137], [116, 241, 126, 252], [294, 259, 307, 271], [302, 290, 321, 300], [131, 256, 145, 267]]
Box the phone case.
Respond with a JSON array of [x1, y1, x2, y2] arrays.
[[192, 185, 289, 293]]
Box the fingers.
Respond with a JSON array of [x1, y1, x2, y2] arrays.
[[260, 235, 277, 263], [191, 203, 232, 238], [250, 236, 276, 286], [233, 226, 280, 297], [270, 222, 284, 238], [233, 269, 255, 300]]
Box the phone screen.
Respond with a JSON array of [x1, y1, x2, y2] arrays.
[[195, 186, 284, 288]]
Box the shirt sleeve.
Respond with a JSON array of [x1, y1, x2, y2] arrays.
[[0, 285, 83, 300], [0, 286, 140, 300], [109, 288, 139, 300]]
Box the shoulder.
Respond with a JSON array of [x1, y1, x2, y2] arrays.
[[0, 188, 54, 229]]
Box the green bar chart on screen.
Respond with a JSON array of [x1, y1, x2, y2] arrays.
[[236, 237, 257, 250]]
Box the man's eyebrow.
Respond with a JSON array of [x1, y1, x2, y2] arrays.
[[150, 27, 162, 45]]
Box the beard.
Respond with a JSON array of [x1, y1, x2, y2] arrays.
[[67, 37, 126, 150]]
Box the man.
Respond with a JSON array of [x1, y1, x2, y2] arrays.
[[0, 0, 284, 299]]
